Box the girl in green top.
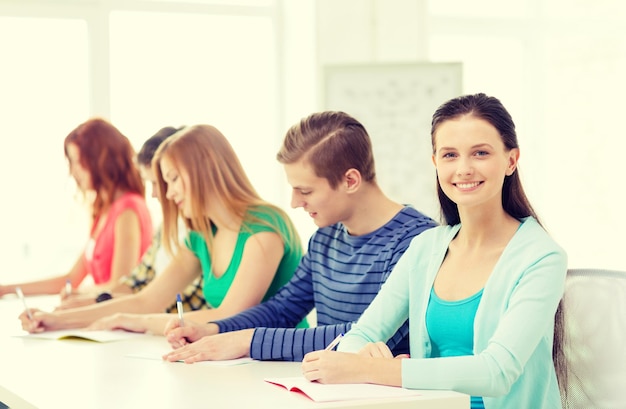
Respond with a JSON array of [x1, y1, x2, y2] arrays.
[[87, 124, 305, 335], [187, 206, 301, 309]]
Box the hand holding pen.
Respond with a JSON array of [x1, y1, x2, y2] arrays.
[[325, 333, 344, 351], [15, 286, 33, 320], [163, 294, 189, 350], [15, 287, 50, 333], [64, 279, 72, 298], [164, 299, 216, 349], [176, 293, 185, 327]]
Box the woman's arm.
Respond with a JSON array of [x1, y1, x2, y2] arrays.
[[20, 247, 200, 332], [185, 231, 284, 322], [55, 283, 134, 310], [91, 231, 285, 335], [303, 350, 404, 386], [107, 209, 143, 289], [1, 253, 89, 297]]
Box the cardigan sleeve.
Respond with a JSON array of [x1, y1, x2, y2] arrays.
[[401, 242, 567, 397]]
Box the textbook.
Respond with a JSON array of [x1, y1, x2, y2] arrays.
[[264, 376, 422, 402], [19, 329, 146, 342]]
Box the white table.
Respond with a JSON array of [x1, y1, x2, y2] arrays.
[[0, 296, 469, 409]]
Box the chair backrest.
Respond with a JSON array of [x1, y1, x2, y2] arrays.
[[561, 268, 626, 409]]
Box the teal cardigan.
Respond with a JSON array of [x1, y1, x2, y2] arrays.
[[338, 217, 567, 409]]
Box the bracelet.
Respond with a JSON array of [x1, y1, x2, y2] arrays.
[[95, 292, 113, 303]]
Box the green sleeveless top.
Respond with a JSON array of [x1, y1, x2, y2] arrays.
[[186, 205, 303, 311]]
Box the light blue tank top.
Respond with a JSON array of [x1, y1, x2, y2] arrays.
[[426, 287, 485, 409]]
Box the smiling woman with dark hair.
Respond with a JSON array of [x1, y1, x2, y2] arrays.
[[302, 94, 568, 409]]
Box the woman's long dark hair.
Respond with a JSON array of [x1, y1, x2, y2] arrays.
[[430, 93, 567, 399], [430, 93, 538, 226]]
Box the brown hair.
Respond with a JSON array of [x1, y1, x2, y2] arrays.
[[137, 126, 184, 166], [277, 111, 376, 189], [64, 117, 144, 222]]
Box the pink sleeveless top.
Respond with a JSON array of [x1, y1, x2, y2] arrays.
[[84, 192, 153, 284]]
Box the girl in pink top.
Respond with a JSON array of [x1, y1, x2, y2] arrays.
[[85, 192, 152, 285], [0, 118, 153, 297]]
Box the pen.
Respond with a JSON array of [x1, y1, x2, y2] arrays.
[[325, 333, 344, 351], [176, 293, 184, 327], [15, 286, 33, 320], [65, 279, 72, 296]]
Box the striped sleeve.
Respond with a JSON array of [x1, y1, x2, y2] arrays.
[[213, 248, 316, 332], [250, 323, 353, 361]]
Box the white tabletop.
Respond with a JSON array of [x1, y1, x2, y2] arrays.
[[0, 296, 469, 409]]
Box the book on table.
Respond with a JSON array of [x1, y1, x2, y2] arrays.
[[264, 376, 422, 402], [18, 329, 146, 342]]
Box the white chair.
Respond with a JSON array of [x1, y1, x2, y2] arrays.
[[561, 268, 626, 409]]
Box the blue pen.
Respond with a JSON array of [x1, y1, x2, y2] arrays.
[[176, 293, 184, 327]]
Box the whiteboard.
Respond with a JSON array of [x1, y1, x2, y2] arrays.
[[323, 62, 462, 221]]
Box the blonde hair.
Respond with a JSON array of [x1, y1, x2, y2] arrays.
[[153, 124, 298, 254]]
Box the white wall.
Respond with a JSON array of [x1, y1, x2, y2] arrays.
[[315, 0, 626, 271], [1, 0, 624, 284], [0, 0, 319, 283]]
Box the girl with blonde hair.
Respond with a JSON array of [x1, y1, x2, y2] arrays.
[[21, 124, 304, 335]]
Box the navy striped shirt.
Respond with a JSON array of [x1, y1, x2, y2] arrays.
[[213, 206, 437, 361]]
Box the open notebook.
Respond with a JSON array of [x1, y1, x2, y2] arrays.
[[264, 377, 422, 402], [18, 329, 146, 342]]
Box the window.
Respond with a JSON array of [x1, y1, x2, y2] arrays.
[[0, 2, 286, 284], [0, 16, 90, 281], [109, 10, 280, 203]]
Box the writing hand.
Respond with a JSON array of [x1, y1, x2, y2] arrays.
[[18, 308, 48, 333], [162, 329, 254, 364], [164, 320, 218, 349], [59, 286, 71, 300], [357, 341, 394, 358], [302, 350, 369, 384], [302, 349, 403, 386], [55, 293, 97, 310], [88, 313, 148, 333]]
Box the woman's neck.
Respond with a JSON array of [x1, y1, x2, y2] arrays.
[[456, 207, 520, 248]]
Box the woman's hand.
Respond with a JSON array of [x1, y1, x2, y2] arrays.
[[164, 319, 219, 349], [19, 309, 55, 333], [358, 341, 396, 358], [87, 313, 150, 333], [301, 350, 373, 384], [162, 329, 254, 363], [302, 342, 405, 386], [55, 293, 97, 310]]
